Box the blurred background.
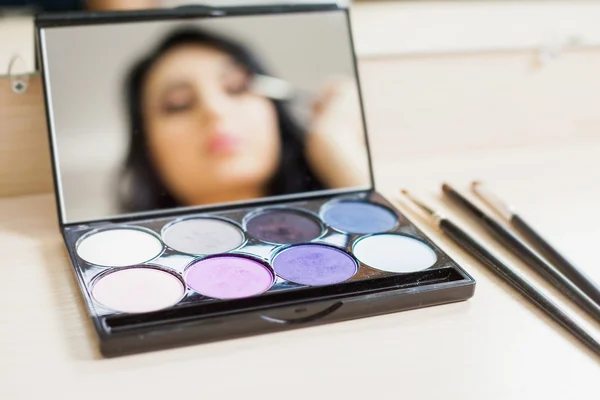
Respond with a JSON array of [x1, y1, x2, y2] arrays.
[[1, 0, 347, 12], [2, 0, 600, 200]]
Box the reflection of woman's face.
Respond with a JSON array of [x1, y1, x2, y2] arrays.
[[142, 44, 280, 205]]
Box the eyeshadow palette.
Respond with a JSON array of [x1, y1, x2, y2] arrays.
[[64, 192, 473, 355], [37, 4, 475, 357]]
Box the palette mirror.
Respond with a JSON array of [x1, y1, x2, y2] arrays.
[[41, 10, 371, 223]]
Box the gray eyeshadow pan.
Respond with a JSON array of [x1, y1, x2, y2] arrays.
[[162, 218, 244, 255], [245, 209, 322, 244]]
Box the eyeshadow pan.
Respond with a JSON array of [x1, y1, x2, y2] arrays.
[[272, 244, 357, 286], [322, 201, 397, 234], [162, 218, 244, 255], [353, 234, 437, 273], [185, 256, 274, 299], [245, 209, 322, 244], [92, 267, 184, 313], [76, 228, 163, 267]]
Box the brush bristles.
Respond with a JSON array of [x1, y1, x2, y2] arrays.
[[399, 189, 443, 226]]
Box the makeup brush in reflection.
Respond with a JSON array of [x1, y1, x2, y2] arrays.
[[400, 189, 600, 358], [252, 74, 313, 102], [471, 181, 600, 307], [442, 183, 600, 324]]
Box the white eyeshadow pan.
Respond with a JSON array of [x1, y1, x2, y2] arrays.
[[76, 228, 163, 267], [353, 234, 438, 273]]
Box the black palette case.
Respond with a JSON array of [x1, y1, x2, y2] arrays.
[[36, 3, 475, 357]]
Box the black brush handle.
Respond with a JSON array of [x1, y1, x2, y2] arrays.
[[444, 186, 600, 323], [439, 219, 600, 357], [512, 214, 600, 306]]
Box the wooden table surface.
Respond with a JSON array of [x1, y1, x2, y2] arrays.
[[1, 137, 599, 399], [2, 21, 600, 398]]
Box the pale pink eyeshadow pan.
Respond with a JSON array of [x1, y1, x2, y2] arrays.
[[92, 267, 184, 313]]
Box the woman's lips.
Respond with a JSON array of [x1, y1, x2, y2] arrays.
[[205, 133, 241, 156]]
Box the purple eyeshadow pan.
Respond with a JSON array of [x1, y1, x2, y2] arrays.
[[245, 209, 322, 244], [185, 255, 274, 299], [272, 244, 357, 286]]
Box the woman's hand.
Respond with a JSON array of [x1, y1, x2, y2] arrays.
[[305, 77, 370, 189]]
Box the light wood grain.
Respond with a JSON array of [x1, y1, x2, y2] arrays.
[[1, 139, 599, 399], [359, 48, 600, 163], [0, 76, 53, 197], [350, 0, 600, 56], [2, 19, 600, 398]]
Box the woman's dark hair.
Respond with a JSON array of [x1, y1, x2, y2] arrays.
[[120, 27, 324, 212]]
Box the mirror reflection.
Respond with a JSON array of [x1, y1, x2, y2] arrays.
[[42, 11, 370, 222]]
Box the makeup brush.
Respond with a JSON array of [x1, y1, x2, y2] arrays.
[[400, 190, 600, 358], [252, 74, 312, 102], [442, 183, 600, 324], [471, 181, 600, 306]]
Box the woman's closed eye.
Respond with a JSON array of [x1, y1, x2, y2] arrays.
[[222, 62, 252, 96], [159, 84, 196, 114]]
